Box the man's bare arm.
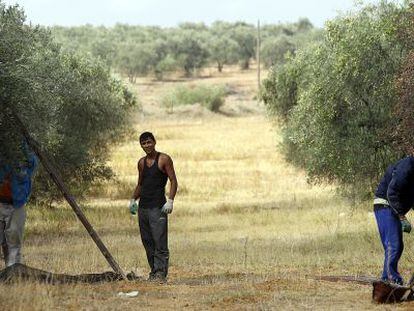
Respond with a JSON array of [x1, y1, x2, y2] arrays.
[[132, 158, 144, 200], [164, 155, 178, 200]]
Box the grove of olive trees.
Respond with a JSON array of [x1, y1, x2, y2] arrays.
[[51, 19, 320, 80]]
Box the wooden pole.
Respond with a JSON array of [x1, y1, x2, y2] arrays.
[[11, 112, 127, 280]]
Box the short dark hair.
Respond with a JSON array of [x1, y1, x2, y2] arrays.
[[139, 131, 155, 143]]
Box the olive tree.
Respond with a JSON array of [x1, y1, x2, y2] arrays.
[[262, 1, 409, 197], [0, 2, 136, 201]]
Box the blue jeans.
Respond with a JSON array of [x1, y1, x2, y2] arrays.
[[374, 206, 403, 284]]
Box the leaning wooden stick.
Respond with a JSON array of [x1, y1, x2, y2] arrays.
[[11, 111, 127, 280]]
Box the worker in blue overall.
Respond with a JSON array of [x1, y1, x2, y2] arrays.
[[374, 156, 414, 285], [0, 142, 38, 267]]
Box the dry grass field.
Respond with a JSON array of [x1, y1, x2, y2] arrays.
[[2, 66, 414, 310]]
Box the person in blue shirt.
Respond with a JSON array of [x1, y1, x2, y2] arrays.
[[374, 156, 414, 285], [0, 142, 38, 267]]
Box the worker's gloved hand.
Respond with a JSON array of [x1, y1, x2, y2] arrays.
[[401, 218, 412, 233], [161, 199, 173, 214], [129, 199, 138, 215]]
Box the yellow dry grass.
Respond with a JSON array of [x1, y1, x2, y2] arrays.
[[1, 67, 414, 310]]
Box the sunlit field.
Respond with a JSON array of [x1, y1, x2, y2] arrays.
[[2, 68, 413, 310]]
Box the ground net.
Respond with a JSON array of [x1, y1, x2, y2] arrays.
[[0, 264, 141, 284]]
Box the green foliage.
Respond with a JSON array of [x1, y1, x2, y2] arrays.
[[0, 2, 136, 201], [261, 35, 296, 68], [387, 4, 414, 157], [229, 22, 256, 69], [262, 1, 410, 197], [170, 30, 210, 77], [51, 19, 316, 79], [207, 35, 239, 72], [394, 52, 414, 154], [294, 18, 314, 33], [161, 85, 227, 112], [178, 22, 208, 31], [154, 54, 179, 80], [260, 19, 320, 69], [115, 42, 155, 82], [90, 37, 117, 67], [261, 54, 301, 120]]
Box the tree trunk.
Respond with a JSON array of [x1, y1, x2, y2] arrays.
[[155, 70, 163, 81], [241, 59, 250, 70], [184, 65, 192, 77]]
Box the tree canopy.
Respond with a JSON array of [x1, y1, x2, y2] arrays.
[[262, 1, 412, 198], [51, 19, 318, 80], [0, 2, 136, 201]]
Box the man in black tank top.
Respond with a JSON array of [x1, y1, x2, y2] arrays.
[[129, 132, 178, 282]]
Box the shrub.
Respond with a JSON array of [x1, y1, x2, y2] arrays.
[[161, 85, 227, 112]]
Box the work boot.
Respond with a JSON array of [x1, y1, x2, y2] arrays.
[[154, 271, 167, 284], [147, 272, 156, 281]]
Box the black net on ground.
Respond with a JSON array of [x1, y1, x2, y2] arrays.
[[372, 281, 414, 304], [0, 264, 141, 284]]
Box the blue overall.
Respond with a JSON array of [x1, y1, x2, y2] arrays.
[[374, 156, 414, 284], [0, 151, 38, 208], [0, 144, 38, 266], [374, 206, 403, 284]]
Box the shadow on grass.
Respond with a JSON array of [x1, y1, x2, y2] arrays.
[[213, 195, 338, 214]]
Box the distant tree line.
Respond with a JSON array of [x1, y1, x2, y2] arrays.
[[50, 19, 322, 81], [262, 1, 414, 199], [0, 2, 137, 202]]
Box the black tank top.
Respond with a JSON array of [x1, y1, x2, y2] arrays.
[[139, 152, 168, 209]]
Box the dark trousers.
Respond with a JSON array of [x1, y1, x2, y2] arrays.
[[374, 206, 403, 284], [138, 207, 169, 277]]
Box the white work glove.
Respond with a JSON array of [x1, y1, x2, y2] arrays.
[[161, 199, 174, 214], [129, 199, 138, 215]]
